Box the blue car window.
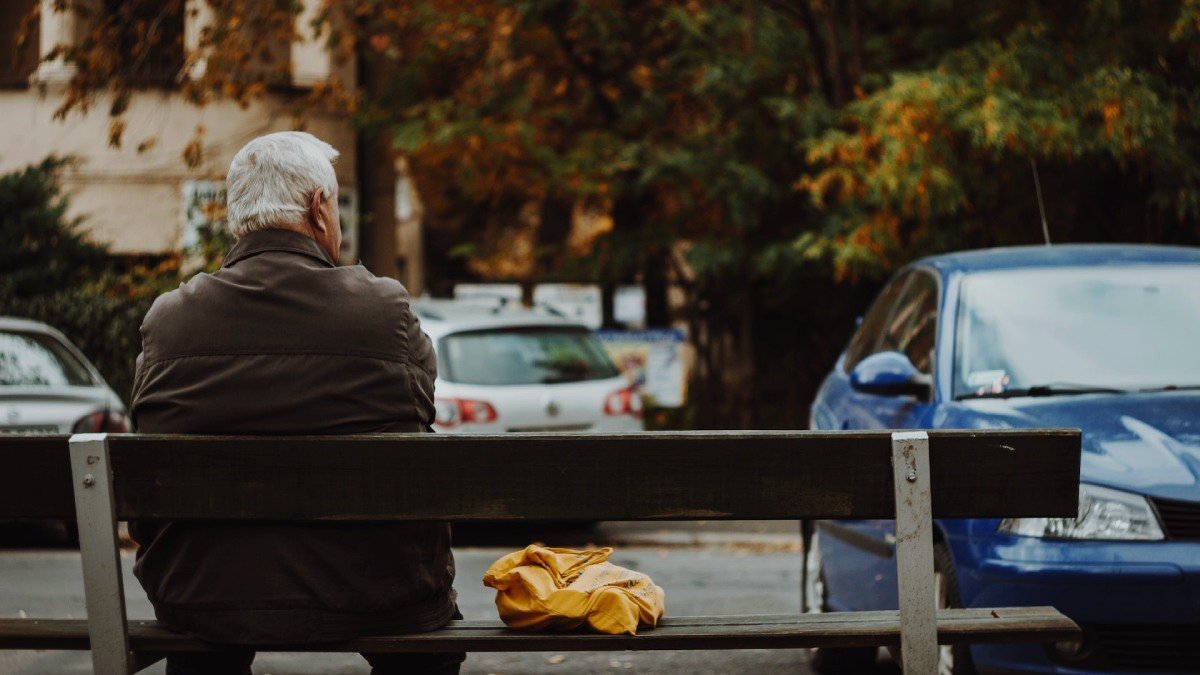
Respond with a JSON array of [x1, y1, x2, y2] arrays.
[[842, 272, 910, 373], [878, 271, 938, 374]]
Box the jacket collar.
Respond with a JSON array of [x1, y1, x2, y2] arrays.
[[222, 229, 337, 269]]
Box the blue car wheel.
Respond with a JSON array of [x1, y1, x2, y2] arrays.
[[934, 542, 976, 675], [808, 530, 880, 673]]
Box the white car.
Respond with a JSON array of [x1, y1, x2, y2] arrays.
[[0, 317, 130, 434], [414, 300, 642, 433]]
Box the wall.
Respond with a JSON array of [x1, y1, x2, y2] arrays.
[[0, 88, 356, 255], [0, 0, 359, 257]]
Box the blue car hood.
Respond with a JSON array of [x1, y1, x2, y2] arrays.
[[956, 392, 1200, 502]]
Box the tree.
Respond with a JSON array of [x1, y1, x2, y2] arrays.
[[801, 2, 1200, 276], [36, 0, 1200, 427], [0, 159, 228, 401], [0, 157, 107, 297]]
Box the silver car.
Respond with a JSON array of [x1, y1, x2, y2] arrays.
[[0, 317, 130, 435], [412, 300, 643, 434]]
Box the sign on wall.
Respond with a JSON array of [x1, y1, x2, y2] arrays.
[[454, 283, 523, 303], [336, 189, 359, 265], [596, 328, 687, 407], [533, 284, 603, 329], [613, 285, 646, 328], [181, 180, 225, 250], [181, 181, 359, 265]]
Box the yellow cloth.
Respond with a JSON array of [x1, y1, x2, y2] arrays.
[[482, 545, 665, 635]]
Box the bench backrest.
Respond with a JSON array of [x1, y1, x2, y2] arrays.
[[0, 429, 1081, 675], [0, 429, 1080, 521]]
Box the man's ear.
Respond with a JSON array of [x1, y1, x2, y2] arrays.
[[308, 188, 328, 235]]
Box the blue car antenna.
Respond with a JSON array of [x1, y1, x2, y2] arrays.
[[1030, 158, 1052, 246]]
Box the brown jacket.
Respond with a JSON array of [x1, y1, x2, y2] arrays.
[[129, 229, 456, 644]]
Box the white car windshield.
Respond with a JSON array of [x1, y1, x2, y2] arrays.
[[955, 265, 1200, 398], [440, 327, 620, 385], [0, 331, 95, 387]]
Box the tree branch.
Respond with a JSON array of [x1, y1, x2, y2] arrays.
[[542, 4, 620, 124]]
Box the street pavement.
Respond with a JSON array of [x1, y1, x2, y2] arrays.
[[0, 521, 898, 674]]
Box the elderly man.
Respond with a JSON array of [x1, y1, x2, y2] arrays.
[[130, 132, 460, 675]]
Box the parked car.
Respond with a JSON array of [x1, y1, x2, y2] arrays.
[[808, 245, 1200, 674], [0, 317, 129, 435], [413, 299, 642, 433]]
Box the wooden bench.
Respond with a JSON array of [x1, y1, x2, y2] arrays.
[[0, 429, 1082, 674]]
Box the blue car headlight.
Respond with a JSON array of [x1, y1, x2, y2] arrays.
[[998, 483, 1165, 541]]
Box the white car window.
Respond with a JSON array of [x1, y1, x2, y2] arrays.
[[0, 331, 94, 387], [441, 328, 619, 385]]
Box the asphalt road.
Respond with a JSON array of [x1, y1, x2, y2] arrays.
[[0, 521, 899, 674]]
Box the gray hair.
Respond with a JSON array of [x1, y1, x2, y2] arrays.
[[225, 131, 339, 237]]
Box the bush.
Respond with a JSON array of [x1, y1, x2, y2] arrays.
[[0, 158, 108, 296], [0, 159, 188, 404], [2, 287, 156, 402]]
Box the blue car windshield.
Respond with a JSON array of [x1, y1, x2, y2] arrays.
[[955, 265, 1200, 398]]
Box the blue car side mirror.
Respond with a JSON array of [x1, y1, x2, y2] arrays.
[[850, 351, 932, 400]]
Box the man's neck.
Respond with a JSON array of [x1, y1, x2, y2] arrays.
[[254, 223, 335, 261], [262, 222, 316, 240]]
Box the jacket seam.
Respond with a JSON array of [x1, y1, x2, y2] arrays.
[[141, 350, 406, 367]]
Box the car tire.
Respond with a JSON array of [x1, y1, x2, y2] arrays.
[[807, 529, 879, 674], [60, 520, 79, 547], [933, 541, 977, 675]]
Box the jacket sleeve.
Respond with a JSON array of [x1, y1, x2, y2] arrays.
[[130, 351, 146, 431], [404, 300, 438, 429], [129, 298, 160, 432]]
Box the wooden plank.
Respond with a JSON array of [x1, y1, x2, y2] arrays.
[[0, 608, 1079, 652], [0, 435, 74, 519], [0, 430, 1080, 522], [97, 430, 1079, 521]]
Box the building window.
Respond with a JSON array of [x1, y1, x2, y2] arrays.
[[102, 0, 185, 87], [0, 0, 38, 87]]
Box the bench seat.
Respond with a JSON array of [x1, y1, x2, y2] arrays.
[[0, 608, 1078, 653]]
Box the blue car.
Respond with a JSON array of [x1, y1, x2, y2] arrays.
[[808, 245, 1200, 674]]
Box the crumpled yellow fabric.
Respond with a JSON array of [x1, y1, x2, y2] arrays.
[[482, 545, 665, 635]]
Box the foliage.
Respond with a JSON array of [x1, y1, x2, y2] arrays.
[[44, 1, 1200, 280], [0, 157, 108, 297], [0, 160, 148, 400], [2, 286, 156, 404], [801, 2, 1200, 275], [36, 0, 1200, 425], [0, 161, 230, 402]]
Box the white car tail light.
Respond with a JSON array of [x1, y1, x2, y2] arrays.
[[72, 410, 131, 433], [604, 387, 643, 418], [434, 398, 499, 427]]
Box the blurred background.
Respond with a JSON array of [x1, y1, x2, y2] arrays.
[[2, 0, 1199, 429]]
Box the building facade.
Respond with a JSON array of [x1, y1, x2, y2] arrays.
[[0, 0, 423, 292]]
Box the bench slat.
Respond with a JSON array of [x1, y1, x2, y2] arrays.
[[0, 431, 1082, 521], [66, 430, 1080, 521], [0, 436, 74, 519], [0, 609, 1079, 652]]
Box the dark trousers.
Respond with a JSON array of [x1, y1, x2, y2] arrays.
[[165, 650, 465, 675]]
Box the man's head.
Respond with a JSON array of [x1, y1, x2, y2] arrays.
[[226, 131, 342, 260]]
